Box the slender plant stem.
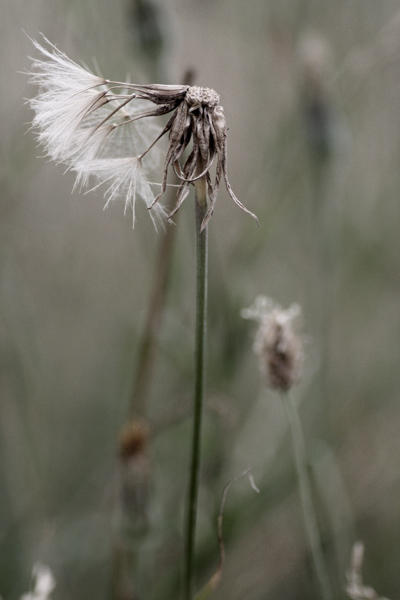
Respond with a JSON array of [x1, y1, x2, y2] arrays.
[[184, 174, 208, 600], [129, 219, 177, 418], [282, 390, 333, 600]]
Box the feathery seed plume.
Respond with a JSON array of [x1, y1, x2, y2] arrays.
[[27, 36, 258, 230], [242, 296, 304, 390], [20, 564, 55, 600]]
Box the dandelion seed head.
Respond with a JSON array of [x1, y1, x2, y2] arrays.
[[242, 296, 304, 391], [28, 36, 258, 229]]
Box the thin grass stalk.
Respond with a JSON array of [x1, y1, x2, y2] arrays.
[[184, 173, 208, 600], [129, 220, 177, 417], [282, 390, 333, 600]]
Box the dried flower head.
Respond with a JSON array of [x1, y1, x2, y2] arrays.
[[27, 36, 258, 230], [119, 418, 150, 460], [117, 419, 151, 524], [242, 296, 303, 391]]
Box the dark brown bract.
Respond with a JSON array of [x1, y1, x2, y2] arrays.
[[133, 83, 258, 230]]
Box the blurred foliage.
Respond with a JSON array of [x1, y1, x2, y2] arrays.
[[1, 0, 400, 599]]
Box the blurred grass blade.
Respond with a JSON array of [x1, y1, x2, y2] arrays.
[[192, 571, 221, 600], [192, 468, 259, 600]]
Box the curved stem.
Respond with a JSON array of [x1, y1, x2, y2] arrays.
[[282, 391, 333, 600], [184, 174, 208, 600]]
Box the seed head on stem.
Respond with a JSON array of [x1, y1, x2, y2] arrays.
[[241, 295, 304, 391], [27, 36, 258, 230], [243, 296, 333, 600]]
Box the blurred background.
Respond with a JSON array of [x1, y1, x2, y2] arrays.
[[1, 0, 399, 598]]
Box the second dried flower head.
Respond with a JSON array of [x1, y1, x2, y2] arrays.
[[242, 296, 304, 391], [27, 36, 258, 230]]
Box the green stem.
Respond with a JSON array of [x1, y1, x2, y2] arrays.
[[282, 391, 333, 600], [184, 174, 208, 600], [130, 219, 177, 418]]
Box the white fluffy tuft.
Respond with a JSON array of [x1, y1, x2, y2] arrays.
[[28, 36, 165, 226]]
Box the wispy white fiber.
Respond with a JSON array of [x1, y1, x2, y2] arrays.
[[20, 564, 55, 600], [28, 36, 165, 226]]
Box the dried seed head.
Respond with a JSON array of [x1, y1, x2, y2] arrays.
[[27, 37, 259, 230], [185, 86, 220, 108], [119, 418, 150, 460], [117, 419, 151, 524], [242, 296, 304, 391]]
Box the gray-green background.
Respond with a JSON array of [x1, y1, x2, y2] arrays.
[[1, 0, 399, 598]]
